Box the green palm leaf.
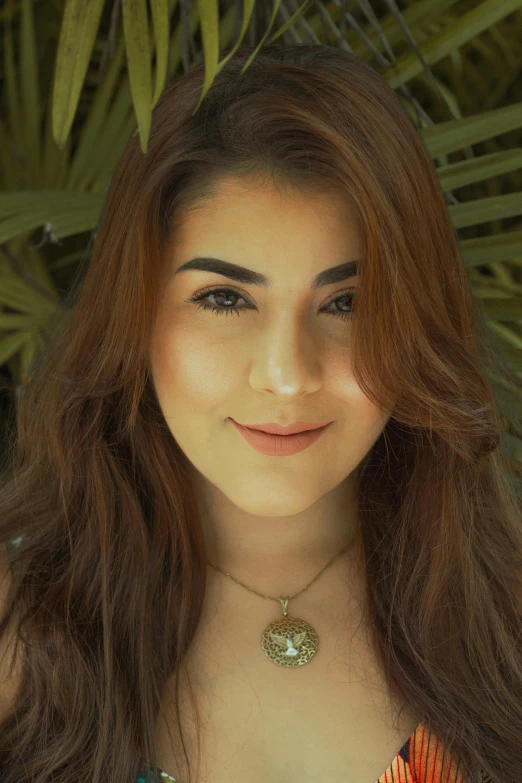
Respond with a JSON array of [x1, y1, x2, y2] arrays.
[[0, 0, 520, 478]]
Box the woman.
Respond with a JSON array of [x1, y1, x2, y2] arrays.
[[0, 43, 520, 783]]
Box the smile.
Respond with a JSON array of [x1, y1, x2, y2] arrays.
[[229, 419, 332, 456]]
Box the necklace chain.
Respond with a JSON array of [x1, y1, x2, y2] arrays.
[[205, 539, 355, 603]]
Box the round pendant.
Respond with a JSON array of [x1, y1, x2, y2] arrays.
[[261, 598, 319, 667]]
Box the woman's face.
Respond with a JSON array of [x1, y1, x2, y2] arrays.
[[149, 176, 390, 521]]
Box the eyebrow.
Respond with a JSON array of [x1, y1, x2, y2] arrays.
[[173, 257, 358, 289]]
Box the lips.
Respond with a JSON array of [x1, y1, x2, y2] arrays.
[[229, 418, 332, 456], [239, 422, 329, 435]]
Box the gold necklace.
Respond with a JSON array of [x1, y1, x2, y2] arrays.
[[205, 540, 355, 668]]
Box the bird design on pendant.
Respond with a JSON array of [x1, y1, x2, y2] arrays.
[[270, 631, 307, 656]]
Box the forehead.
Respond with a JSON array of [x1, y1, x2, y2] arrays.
[[182, 175, 355, 220], [170, 177, 360, 262]]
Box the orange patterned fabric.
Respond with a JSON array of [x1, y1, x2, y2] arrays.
[[138, 720, 487, 783], [377, 721, 467, 783]]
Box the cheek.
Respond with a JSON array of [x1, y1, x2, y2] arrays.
[[150, 322, 237, 405], [327, 355, 390, 437]]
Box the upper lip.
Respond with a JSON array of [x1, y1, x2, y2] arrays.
[[235, 421, 331, 435]]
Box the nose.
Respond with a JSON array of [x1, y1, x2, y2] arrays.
[[247, 318, 323, 398]]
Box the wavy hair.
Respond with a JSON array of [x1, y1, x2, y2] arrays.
[[1, 43, 521, 783]]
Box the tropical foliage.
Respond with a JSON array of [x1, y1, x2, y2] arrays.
[[0, 0, 521, 494]]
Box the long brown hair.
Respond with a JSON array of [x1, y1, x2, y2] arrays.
[[1, 43, 521, 783]]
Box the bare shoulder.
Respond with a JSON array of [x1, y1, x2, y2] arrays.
[[0, 542, 23, 721]]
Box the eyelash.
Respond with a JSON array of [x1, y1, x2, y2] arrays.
[[186, 286, 356, 320]]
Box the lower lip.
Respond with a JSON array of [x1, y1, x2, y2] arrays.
[[229, 419, 332, 456]]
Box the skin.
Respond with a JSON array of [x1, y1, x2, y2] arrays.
[[148, 179, 423, 783], [149, 176, 392, 601]]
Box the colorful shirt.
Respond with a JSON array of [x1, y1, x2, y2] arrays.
[[137, 720, 489, 782]]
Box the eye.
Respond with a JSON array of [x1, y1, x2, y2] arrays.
[[186, 287, 356, 320]]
